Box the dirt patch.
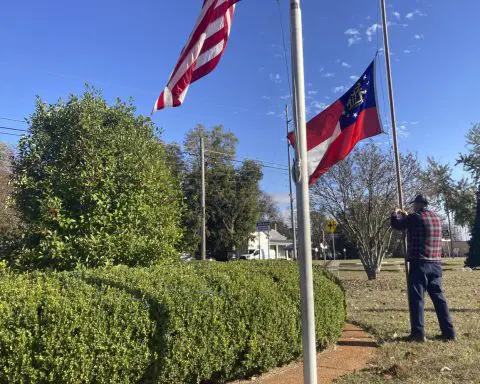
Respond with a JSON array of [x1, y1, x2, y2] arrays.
[[230, 323, 377, 383]]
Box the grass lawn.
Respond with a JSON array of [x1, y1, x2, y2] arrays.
[[333, 260, 480, 383]]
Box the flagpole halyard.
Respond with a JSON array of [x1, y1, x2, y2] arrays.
[[289, 1, 318, 383]]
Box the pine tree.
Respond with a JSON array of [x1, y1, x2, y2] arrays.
[[466, 189, 480, 268]]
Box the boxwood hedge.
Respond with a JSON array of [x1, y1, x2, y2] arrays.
[[0, 261, 345, 383]]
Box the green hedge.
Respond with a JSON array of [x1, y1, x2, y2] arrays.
[[0, 261, 346, 383], [0, 271, 154, 383]]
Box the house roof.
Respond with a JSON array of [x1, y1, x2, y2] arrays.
[[269, 229, 288, 241]]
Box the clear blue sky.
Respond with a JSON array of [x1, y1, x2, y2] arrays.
[[1, 0, 478, 210]]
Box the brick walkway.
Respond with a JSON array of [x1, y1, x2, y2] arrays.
[[231, 323, 377, 384]]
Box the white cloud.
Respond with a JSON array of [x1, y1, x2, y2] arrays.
[[341, 61, 352, 68], [271, 193, 291, 205], [269, 73, 282, 84], [348, 36, 361, 46], [319, 66, 325, 73], [311, 101, 329, 112], [345, 28, 360, 35], [325, 96, 331, 100], [406, 9, 426, 20], [266, 111, 276, 116], [345, 28, 361, 46], [280, 94, 291, 100], [332, 86, 346, 94], [261, 96, 271, 100], [414, 33, 424, 39], [388, 21, 409, 28], [366, 23, 381, 42], [404, 49, 411, 54], [308, 90, 318, 95], [307, 82, 313, 88], [393, 11, 401, 20], [323, 72, 335, 78], [349, 75, 359, 81], [274, 53, 285, 59], [398, 125, 410, 138], [411, 121, 419, 125]]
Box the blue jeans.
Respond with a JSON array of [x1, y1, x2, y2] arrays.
[[408, 261, 455, 338]]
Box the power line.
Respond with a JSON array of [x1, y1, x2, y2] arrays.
[[0, 126, 28, 132], [0, 117, 27, 124], [276, 0, 293, 104], [0, 131, 24, 137], [204, 149, 289, 170], [184, 149, 289, 174]]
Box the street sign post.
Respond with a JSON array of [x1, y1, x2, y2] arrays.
[[256, 221, 270, 232], [326, 219, 337, 260], [326, 219, 337, 234]]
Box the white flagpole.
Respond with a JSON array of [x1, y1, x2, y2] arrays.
[[289, 1, 317, 383]]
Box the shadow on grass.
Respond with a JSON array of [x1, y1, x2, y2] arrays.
[[360, 308, 479, 314], [336, 340, 378, 348]]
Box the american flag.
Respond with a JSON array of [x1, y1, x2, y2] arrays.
[[153, 0, 239, 112]]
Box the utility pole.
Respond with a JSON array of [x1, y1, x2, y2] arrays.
[[285, 105, 298, 261], [290, 1, 317, 382], [200, 135, 206, 261]]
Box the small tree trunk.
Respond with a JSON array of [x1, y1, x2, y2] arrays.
[[365, 265, 379, 280]]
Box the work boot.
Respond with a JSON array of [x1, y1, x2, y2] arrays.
[[434, 334, 456, 342], [402, 334, 427, 343]]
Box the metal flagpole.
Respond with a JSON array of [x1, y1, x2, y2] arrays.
[[380, 1, 410, 281], [285, 105, 298, 261], [200, 135, 207, 261], [289, 1, 317, 383]]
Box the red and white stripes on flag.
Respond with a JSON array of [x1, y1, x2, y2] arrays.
[[153, 0, 239, 113]]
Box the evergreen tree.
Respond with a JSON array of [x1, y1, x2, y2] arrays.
[[11, 88, 183, 270], [457, 123, 480, 268], [466, 190, 480, 268]]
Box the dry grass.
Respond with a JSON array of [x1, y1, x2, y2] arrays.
[[334, 260, 480, 383]]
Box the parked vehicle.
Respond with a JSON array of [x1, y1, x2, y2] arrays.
[[240, 249, 262, 260]]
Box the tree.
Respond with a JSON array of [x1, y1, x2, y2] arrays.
[[183, 125, 263, 257], [11, 88, 183, 270], [258, 192, 292, 237], [0, 143, 22, 261], [310, 143, 422, 279], [0, 143, 17, 231], [458, 123, 480, 268], [310, 211, 327, 259], [449, 179, 476, 229]]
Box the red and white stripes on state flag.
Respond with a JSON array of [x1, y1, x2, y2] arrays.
[[153, 0, 239, 113]]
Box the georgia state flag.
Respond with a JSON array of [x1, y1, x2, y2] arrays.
[[288, 59, 383, 185]]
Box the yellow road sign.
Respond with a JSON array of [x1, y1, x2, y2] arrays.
[[326, 219, 337, 234]]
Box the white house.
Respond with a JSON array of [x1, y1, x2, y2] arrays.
[[246, 228, 293, 259]]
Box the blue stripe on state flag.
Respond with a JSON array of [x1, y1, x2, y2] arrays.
[[338, 61, 377, 131]]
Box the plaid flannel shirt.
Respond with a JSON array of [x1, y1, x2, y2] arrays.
[[390, 209, 442, 262]]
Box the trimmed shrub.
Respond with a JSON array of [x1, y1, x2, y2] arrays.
[[0, 261, 346, 383], [0, 271, 154, 383]]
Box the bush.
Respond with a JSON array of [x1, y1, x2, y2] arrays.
[[0, 271, 154, 383], [0, 261, 346, 383], [10, 88, 183, 271]]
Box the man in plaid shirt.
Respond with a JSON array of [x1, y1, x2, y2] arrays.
[[391, 194, 455, 342]]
